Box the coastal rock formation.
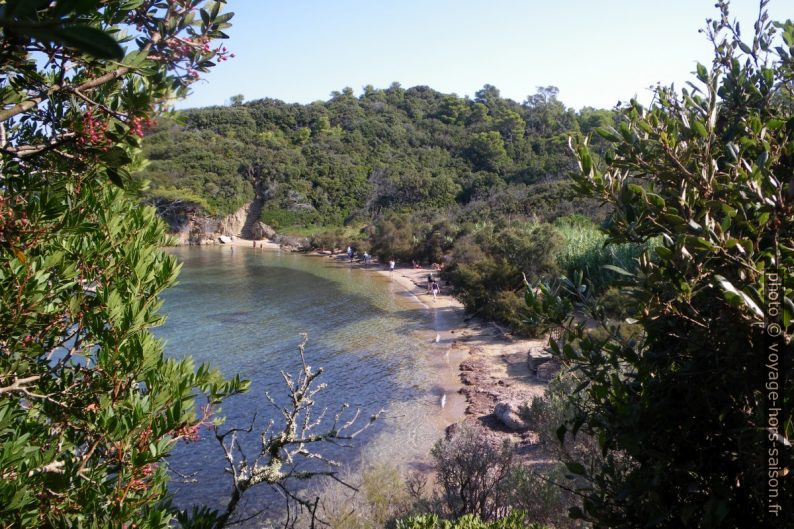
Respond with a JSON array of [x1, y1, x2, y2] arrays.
[[493, 401, 529, 431], [154, 200, 277, 245], [273, 234, 310, 251], [249, 221, 276, 241]]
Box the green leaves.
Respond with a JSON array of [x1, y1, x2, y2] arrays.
[[46, 25, 124, 60], [0, 1, 239, 526], [561, 6, 794, 529], [696, 62, 708, 82], [691, 118, 708, 138], [600, 264, 633, 277], [714, 275, 764, 318]]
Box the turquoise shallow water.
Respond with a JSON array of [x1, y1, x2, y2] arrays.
[[157, 246, 451, 521]]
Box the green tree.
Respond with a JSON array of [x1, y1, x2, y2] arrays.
[[0, 1, 248, 527], [468, 131, 510, 173], [534, 3, 793, 527]]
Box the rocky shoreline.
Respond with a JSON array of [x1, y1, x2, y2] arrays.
[[169, 238, 560, 463], [369, 264, 560, 464]]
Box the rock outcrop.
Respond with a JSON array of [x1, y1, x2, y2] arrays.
[[493, 401, 529, 431], [249, 221, 276, 241], [155, 199, 276, 245]]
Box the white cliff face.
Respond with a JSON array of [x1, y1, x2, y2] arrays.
[[160, 202, 262, 245], [217, 202, 251, 237]]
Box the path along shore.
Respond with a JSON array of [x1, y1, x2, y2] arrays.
[[370, 264, 553, 458], [214, 240, 557, 462]]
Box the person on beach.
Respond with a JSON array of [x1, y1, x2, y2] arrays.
[[431, 280, 440, 301], [389, 259, 395, 273], [346, 246, 353, 260], [426, 273, 433, 293]]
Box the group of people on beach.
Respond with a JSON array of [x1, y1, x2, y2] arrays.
[[347, 248, 443, 301], [347, 246, 372, 265]]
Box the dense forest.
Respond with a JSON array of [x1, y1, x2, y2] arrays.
[[138, 84, 613, 223]]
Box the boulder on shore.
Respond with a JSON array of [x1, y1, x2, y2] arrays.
[[250, 221, 276, 240], [493, 401, 529, 431]]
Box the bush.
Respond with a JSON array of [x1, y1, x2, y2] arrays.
[[370, 213, 418, 261], [260, 206, 320, 229], [396, 512, 549, 529], [554, 216, 648, 295], [443, 222, 562, 334], [540, 6, 794, 527], [317, 464, 414, 529], [0, 3, 247, 526], [430, 425, 514, 521]]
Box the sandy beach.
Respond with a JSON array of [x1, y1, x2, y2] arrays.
[[275, 251, 556, 465], [374, 265, 552, 451], [209, 240, 555, 460]]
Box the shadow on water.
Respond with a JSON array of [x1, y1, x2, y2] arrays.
[[158, 247, 452, 524]]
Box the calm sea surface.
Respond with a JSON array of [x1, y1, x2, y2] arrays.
[[158, 246, 453, 522]]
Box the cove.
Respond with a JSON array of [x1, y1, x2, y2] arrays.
[[157, 246, 454, 521]]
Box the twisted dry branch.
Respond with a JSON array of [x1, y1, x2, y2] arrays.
[[210, 334, 383, 528]]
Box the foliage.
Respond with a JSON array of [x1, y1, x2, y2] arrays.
[[396, 511, 549, 529], [443, 222, 563, 333], [505, 465, 585, 529], [532, 3, 794, 527], [0, 1, 248, 527], [429, 425, 515, 521], [319, 463, 415, 529], [554, 215, 650, 295], [138, 85, 612, 225]]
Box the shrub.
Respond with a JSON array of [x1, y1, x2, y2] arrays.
[[396, 512, 549, 529], [370, 213, 418, 261], [554, 216, 648, 295], [535, 5, 794, 527], [317, 464, 414, 529], [430, 425, 514, 521], [0, 3, 246, 526], [444, 222, 563, 334]]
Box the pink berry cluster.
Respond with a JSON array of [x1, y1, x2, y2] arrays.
[[77, 111, 109, 147], [129, 116, 154, 138], [0, 195, 32, 244], [214, 44, 234, 62]]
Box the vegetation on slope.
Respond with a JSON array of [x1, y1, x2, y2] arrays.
[[138, 85, 613, 223]]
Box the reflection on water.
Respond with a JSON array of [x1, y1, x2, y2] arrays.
[[158, 246, 455, 523]]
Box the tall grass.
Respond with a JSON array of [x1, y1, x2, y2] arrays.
[[554, 215, 649, 295]]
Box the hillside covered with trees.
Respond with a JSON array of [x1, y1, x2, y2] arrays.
[[139, 85, 628, 331], [139, 84, 613, 224]]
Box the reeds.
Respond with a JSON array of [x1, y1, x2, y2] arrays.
[[554, 216, 649, 295]]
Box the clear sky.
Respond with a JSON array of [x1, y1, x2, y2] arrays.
[[178, 0, 790, 110]]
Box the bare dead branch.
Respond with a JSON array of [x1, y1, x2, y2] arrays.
[[210, 334, 382, 528]]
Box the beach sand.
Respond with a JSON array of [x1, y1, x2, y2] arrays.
[[219, 241, 556, 462], [375, 266, 552, 453]]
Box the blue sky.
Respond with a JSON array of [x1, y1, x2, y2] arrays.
[[178, 0, 790, 110]]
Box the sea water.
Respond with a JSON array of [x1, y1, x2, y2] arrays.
[[158, 246, 457, 523]]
